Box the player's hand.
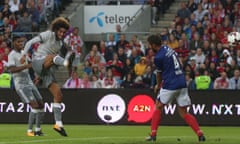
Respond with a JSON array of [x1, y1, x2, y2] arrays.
[[20, 55, 26, 64]]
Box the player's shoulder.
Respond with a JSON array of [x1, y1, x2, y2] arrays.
[[40, 30, 54, 39], [8, 50, 17, 57]]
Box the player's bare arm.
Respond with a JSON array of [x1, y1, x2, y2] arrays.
[[154, 71, 162, 93], [8, 64, 32, 73]]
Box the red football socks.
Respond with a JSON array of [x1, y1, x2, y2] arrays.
[[150, 109, 161, 136], [184, 113, 203, 136]]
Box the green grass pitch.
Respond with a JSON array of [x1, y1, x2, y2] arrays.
[[0, 124, 239, 144]]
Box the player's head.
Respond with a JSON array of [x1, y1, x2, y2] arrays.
[[12, 35, 24, 51], [51, 17, 70, 40], [147, 35, 162, 53]]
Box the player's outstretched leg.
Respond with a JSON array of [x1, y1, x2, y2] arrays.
[[179, 107, 206, 142]]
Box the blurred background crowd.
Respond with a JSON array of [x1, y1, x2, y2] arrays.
[[0, 0, 240, 90]]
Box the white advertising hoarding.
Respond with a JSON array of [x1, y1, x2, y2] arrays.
[[84, 5, 142, 34]]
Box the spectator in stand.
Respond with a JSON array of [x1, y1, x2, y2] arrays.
[[209, 49, 219, 64], [175, 40, 189, 64], [188, 56, 198, 73], [209, 33, 218, 46], [101, 68, 118, 88], [235, 49, 240, 67], [15, 3, 26, 17], [93, 54, 106, 69], [117, 47, 127, 63], [231, 2, 240, 25], [82, 60, 92, 76], [189, 13, 197, 26], [9, 0, 20, 13], [177, 2, 191, 21], [160, 27, 169, 41], [105, 33, 117, 53], [187, 0, 197, 12], [116, 34, 129, 51], [172, 24, 183, 40], [8, 13, 17, 30], [120, 72, 134, 88], [122, 57, 134, 79], [38, 0, 48, 25], [222, 49, 233, 66], [168, 22, 175, 34], [213, 71, 229, 89], [193, 4, 208, 22], [84, 44, 105, 64], [78, 73, 91, 88], [193, 68, 212, 90], [129, 48, 141, 65], [0, 17, 12, 33], [216, 42, 223, 57], [90, 74, 102, 88], [106, 53, 124, 81], [196, 21, 204, 37], [200, 0, 211, 10], [64, 27, 84, 71], [149, 0, 162, 25], [114, 24, 121, 42], [134, 56, 147, 77], [27, 0, 39, 31], [183, 17, 191, 32], [202, 40, 211, 55], [189, 32, 203, 56], [193, 48, 206, 69], [14, 10, 32, 32], [167, 33, 179, 49], [2, 4, 11, 18], [63, 70, 81, 88], [142, 65, 154, 89], [91, 64, 101, 78], [99, 40, 106, 57], [208, 62, 219, 81], [228, 68, 240, 90], [130, 34, 145, 55]]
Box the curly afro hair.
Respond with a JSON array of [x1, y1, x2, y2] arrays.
[[51, 17, 70, 32]]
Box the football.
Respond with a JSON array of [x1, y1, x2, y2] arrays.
[[227, 32, 240, 46]]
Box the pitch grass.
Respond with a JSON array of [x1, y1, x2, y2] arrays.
[[0, 124, 239, 144]]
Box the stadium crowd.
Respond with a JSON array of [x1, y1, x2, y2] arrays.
[[0, 0, 240, 90]]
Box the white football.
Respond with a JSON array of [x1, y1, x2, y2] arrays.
[[227, 32, 240, 45]]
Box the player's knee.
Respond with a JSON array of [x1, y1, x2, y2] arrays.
[[43, 55, 55, 68]]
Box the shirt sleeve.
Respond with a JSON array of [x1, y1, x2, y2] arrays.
[[23, 31, 52, 55], [7, 52, 16, 67]]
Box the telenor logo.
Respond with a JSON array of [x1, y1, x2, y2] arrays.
[[128, 95, 155, 123], [89, 12, 105, 27], [97, 94, 126, 123]]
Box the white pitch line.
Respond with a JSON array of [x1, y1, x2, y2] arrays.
[[1, 135, 240, 144]]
